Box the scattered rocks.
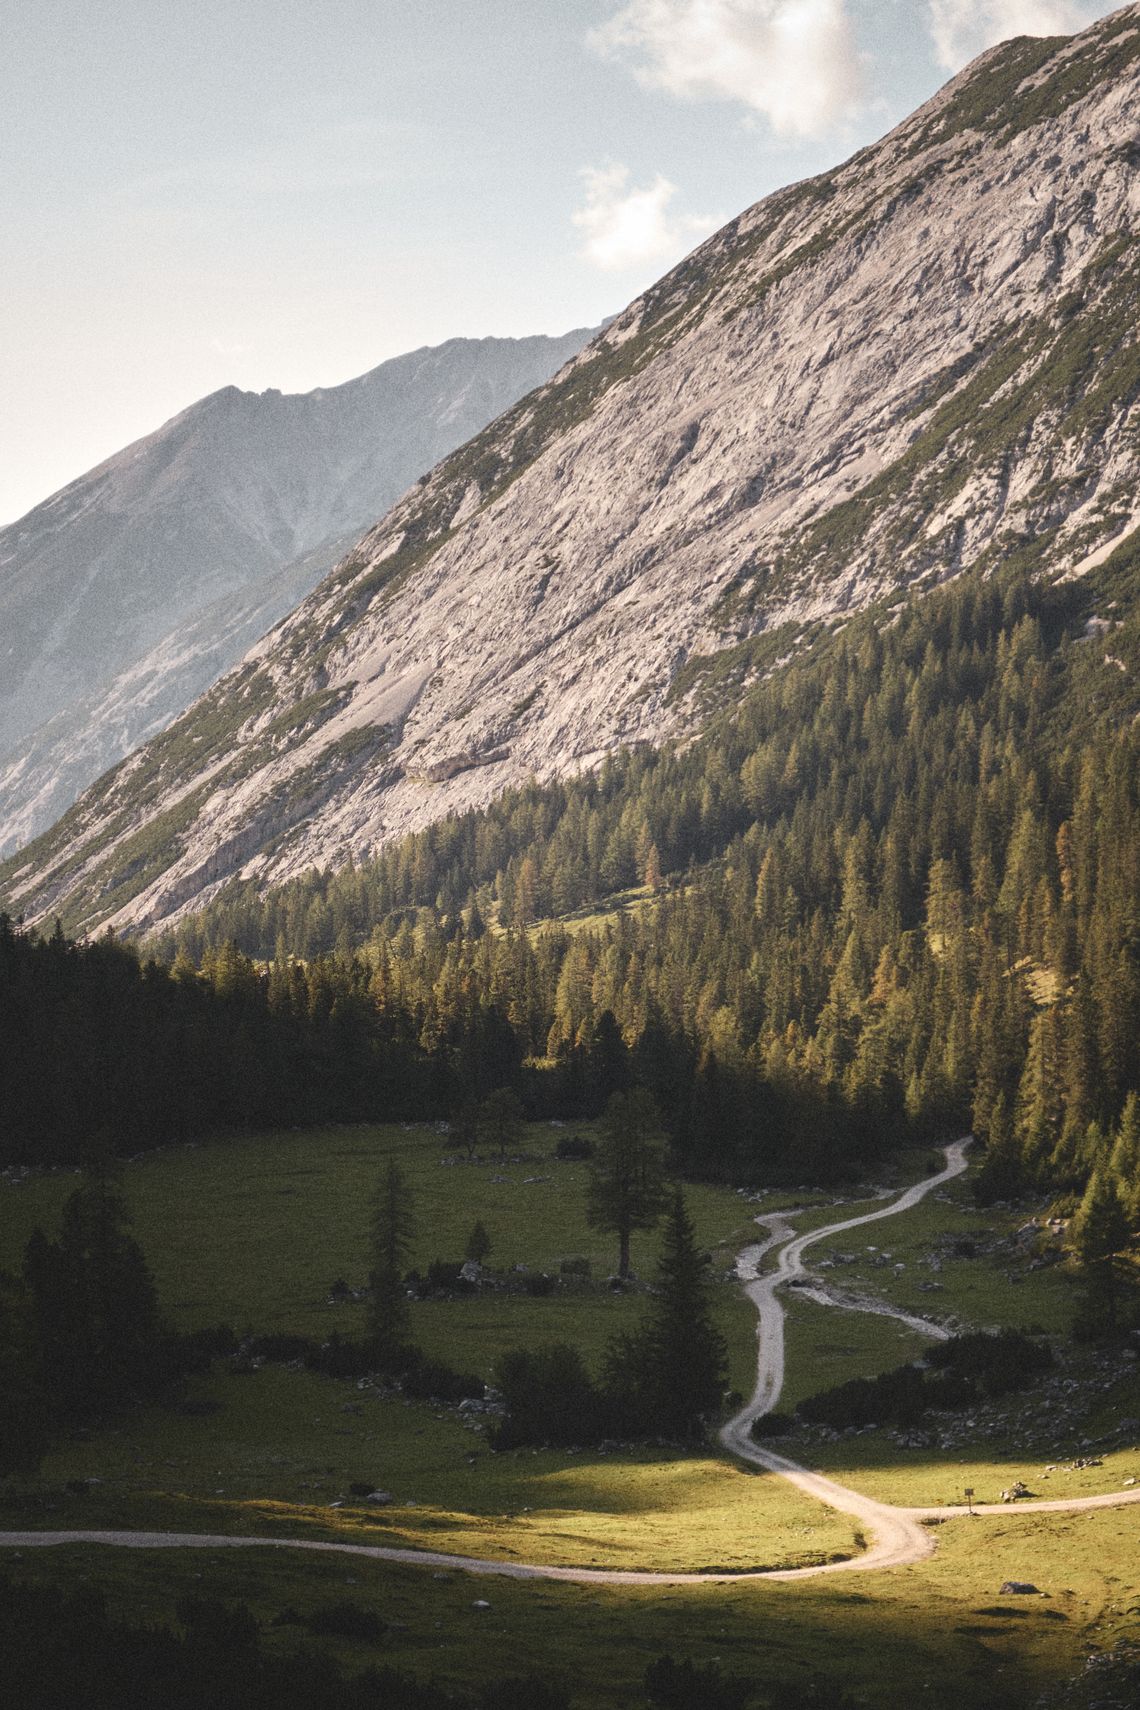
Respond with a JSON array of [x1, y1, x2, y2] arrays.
[[999, 1582, 1042, 1596]]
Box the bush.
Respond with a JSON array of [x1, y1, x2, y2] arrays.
[[491, 1343, 609, 1448], [420, 1259, 474, 1296], [796, 1329, 1055, 1432], [644, 1654, 753, 1710], [554, 1135, 595, 1160], [750, 1411, 795, 1439], [797, 1363, 928, 1431], [243, 1332, 315, 1363], [306, 1600, 386, 1642], [522, 1272, 555, 1296], [926, 1328, 1054, 1395], [401, 1358, 484, 1403], [305, 1332, 380, 1378], [171, 1323, 238, 1373]]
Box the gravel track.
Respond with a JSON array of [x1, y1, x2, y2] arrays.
[[4, 1138, 1137, 1584]]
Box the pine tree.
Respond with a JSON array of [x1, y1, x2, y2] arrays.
[[1109, 1093, 1140, 1228], [609, 1189, 727, 1440], [367, 1160, 415, 1365], [587, 1088, 670, 1279], [479, 1086, 526, 1162], [0, 1268, 46, 1475], [465, 1220, 492, 1264], [1071, 1170, 1131, 1334]]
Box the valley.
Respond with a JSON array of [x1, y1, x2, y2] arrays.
[[2, 1124, 1137, 1705], [3, 9, 1140, 1707]]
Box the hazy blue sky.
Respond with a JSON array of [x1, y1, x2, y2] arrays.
[[1, 0, 1118, 523]]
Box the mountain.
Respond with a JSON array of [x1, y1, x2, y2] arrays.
[[0, 328, 597, 854], [5, 3, 1140, 937]]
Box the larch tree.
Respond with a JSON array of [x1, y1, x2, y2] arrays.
[[479, 1086, 526, 1162]]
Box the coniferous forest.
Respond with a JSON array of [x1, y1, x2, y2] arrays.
[[4, 557, 1138, 1213]]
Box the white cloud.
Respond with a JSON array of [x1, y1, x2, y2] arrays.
[[572, 163, 719, 271], [588, 0, 863, 139], [927, 2, 1106, 71]]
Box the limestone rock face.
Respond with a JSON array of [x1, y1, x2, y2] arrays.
[[5, 5, 1140, 934], [0, 328, 596, 853]]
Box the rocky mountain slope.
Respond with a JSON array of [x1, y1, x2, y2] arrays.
[[0, 329, 595, 854], [5, 3, 1140, 936]]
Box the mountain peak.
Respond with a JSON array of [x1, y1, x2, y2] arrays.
[[5, 3, 1140, 934]]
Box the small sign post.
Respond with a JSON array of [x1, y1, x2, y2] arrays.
[[964, 1486, 975, 1515]]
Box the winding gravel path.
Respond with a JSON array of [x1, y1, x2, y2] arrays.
[[3, 1138, 1137, 1585]]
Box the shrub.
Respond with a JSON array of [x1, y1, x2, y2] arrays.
[[401, 1358, 484, 1403], [644, 1654, 753, 1710], [797, 1364, 928, 1430], [554, 1135, 595, 1160], [422, 1259, 474, 1296], [243, 1332, 315, 1363], [306, 1601, 386, 1642], [478, 1677, 572, 1710], [305, 1333, 380, 1378], [926, 1328, 1054, 1395], [750, 1412, 795, 1439], [491, 1343, 608, 1448]]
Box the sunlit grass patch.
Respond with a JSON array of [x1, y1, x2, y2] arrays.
[[8, 1505, 1137, 1710]]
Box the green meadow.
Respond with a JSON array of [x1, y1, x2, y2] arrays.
[[2, 1125, 1138, 1705]]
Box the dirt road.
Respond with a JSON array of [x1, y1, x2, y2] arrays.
[[3, 1138, 1137, 1583]]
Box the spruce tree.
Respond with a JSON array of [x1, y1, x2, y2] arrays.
[[367, 1160, 415, 1366], [1071, 1170, 1131, 1334], [609, 1190, 727, 1440], [587, 1088, 669, 1279], [465, 1220, 492, 1264], [1109, 1093, 1140, 1227], [479, 1086, 526, 1162]]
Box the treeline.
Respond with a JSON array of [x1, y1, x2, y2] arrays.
[[153, 559, 1139, 1196], [0, 913, 876, 1181], [6, 559, 1140, 1197]]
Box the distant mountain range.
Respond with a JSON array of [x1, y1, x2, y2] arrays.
[[0, 328, 596, 854], [4, 4, 1140, 935]]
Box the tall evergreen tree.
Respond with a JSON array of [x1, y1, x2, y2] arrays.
[[607, 1190, 727, 1440], [367, 1160, 415, 1365], [1071, 1169, 1132, 1334], [587, 1088, 670, 1279]]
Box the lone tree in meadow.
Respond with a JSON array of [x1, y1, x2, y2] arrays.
[[479, 1086, 526, 1162], [367, 1159, 415, 1365], [465, 1220, 492, 1264], [587, 1087, 669, 1279]]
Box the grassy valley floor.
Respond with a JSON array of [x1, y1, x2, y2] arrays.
[[2, 1124, 1138, 1705]]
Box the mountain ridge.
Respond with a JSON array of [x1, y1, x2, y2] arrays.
[[0, 327, 596, 854], [4, 2, 1140, 935]]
